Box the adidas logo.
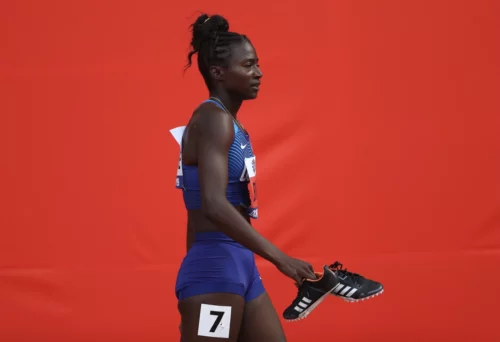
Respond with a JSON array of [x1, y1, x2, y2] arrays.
[[331, 283, 358, 298], [293, 297, 312, 313]]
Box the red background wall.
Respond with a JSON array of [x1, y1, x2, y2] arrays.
[[1, 1, 499, 341]]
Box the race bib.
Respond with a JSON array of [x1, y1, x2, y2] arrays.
[[169, 126, 186, 189], [197, 304, 232, 338], [175, 151, 183, 188], [244, 156, 258, 219]]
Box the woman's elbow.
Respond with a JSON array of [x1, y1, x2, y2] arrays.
[[200, 195, 225, 219]]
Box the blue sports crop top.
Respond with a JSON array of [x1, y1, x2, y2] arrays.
[[172, 100, 259, 219]]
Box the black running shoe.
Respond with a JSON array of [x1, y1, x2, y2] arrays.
[[328, 261, 384, 302], [283, 265, 339, 321]]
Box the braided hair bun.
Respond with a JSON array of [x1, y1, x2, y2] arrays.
[[189, 14, 229, 53], [185, 13, 250, 89]]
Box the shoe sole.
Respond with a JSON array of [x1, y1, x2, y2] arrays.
[[331, 288, 384, 302], [284, 284, 338, 322]]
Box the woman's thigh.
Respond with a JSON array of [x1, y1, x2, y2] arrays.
[[238, 292, 287, 342]]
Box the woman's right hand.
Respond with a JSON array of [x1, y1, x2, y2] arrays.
[[275, 255, 317, 285]]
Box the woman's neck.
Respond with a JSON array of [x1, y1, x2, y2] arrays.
[[209, 90, 242, 117]]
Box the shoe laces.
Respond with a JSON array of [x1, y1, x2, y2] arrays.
[[329, 261, 362, 285]]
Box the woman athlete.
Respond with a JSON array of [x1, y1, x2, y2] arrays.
[[172, 13, 317, 341]]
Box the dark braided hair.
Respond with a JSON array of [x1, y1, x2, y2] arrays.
[[185, 14, 250, 89]]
